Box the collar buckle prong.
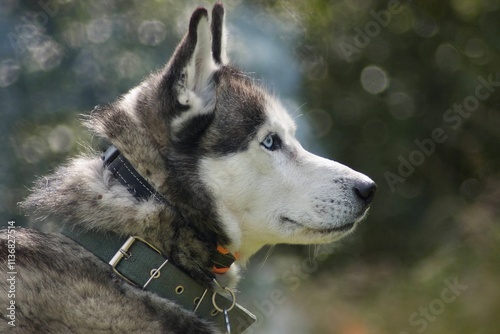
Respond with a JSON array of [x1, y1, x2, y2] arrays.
[[109, 236, 162, 286]]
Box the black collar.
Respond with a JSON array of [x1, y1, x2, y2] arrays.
[[102, 145, 170, 205]]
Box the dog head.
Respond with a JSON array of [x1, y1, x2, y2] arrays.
[[86, 4, 376, 260]]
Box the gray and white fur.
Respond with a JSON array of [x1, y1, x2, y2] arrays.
[[0, 3, 376, 333]]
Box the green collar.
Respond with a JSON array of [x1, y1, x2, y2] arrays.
[[61, 225, 256, 333]]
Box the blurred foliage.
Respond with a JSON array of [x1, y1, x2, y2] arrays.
[[1, 0, 499, 333]]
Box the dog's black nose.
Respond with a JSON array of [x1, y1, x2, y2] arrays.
[[354, 180, 377, 205]]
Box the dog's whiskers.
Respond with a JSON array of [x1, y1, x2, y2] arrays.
[[291, 102, 307, 119], [258, 245, 275, 272]]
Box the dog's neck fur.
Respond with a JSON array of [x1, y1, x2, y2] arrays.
[[21, 147, 240, 288]]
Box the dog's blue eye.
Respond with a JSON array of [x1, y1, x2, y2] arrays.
[[261, 133, 281, 151]]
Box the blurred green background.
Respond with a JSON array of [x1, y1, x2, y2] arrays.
[[1, 0, 499, 333]]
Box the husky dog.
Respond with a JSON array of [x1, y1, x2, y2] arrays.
[[0, 3, 375, 334]]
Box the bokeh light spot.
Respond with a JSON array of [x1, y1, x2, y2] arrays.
[[22, 136, 48, 164], [360, 65, 389, 94], [87, 17, 113, 44], [138, 20, 167, 46], [435, 44, 461, 72], [33, 39, 63, 71], [0, 59, 21, 87], [48, 125, 74, 154], [465, 38, 487, 58]]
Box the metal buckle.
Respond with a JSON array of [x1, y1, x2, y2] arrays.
[[108, 236, 162, 286]]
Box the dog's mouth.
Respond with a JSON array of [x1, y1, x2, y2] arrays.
[[280, 216, 356, 234]]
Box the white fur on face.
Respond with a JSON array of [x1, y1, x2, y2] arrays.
[[200, 96, 374, 260]]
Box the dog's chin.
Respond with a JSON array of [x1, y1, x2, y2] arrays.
[[281, 208, 370, 239]]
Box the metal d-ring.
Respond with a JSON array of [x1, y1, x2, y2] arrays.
[[211, 286, 236, 313]]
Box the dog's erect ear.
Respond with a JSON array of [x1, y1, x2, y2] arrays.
[[211, 2, 228, 65], [162, 4, 228, 142]]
